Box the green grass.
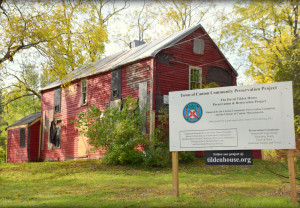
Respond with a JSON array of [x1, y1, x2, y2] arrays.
[[0, 159, 299, 207]]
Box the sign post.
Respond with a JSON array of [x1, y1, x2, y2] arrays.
[[169, 82, 297, 203], [172, 151, 179, 197], [288, 149, 298, 204]]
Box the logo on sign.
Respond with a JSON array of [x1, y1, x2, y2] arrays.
[[183, 102, 202, 123]]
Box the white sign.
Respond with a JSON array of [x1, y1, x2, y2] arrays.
[[169, 82, 296, 151]]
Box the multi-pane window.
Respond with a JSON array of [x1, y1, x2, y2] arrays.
[[81, 79, 87, 105], [190, 67, 202, 90]]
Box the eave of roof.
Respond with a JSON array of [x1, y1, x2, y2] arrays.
[[7, 112, 41, 129], [41, 24, 237, 91]]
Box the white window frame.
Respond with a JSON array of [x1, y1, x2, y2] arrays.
[[189, 66, 202, 90], [81, 79, 88, 106]]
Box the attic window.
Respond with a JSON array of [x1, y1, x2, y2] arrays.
[[81, 79, 88, 106], [193, 38, 205, 55]]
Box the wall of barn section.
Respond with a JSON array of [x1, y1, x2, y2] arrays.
[[40, 72, 111, 161], [122, 58, 153, 98], [154, 27, 237, 133], [122, 58, 153, 135], [155, 27, 236, 96], [29, 121, 40, 162], [7, 128, 28, 163]]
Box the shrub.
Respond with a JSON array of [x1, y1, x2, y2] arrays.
[[143, 108, 171, 167], [72, 96, 176, 167]]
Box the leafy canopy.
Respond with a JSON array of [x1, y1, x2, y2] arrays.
[[220, 0, 299, 115]]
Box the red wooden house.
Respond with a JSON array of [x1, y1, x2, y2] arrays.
[[6, 24, 262, 163]]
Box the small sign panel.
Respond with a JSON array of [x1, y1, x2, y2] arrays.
[[169, 82, 295, 151], [205, 150, 253, 165], [163, 95, 169, 104]]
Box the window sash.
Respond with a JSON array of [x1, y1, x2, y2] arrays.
[[81, 79, 87, 105], [189, 67, 202, 90]]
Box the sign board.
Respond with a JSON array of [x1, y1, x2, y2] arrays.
[[205, 150, 253, 165], [169, 82, 295, 151]]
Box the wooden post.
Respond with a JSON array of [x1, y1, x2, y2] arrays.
[[287, 149, 298, 204], [172, 151, 179, 197], [150, 110, 155, 139], [38, 118, 42, 161]]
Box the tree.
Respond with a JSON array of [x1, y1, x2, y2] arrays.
[[41, 0, 129, 81], [2, 63, 41, 105], [156, 0, 216, 34], [220, 0, 299, 115], [126, 1, 157, 43], [113, 0, 219, 51], [1, 63, 41, 126], [0, 0, 128, 81], [0, 0, 129, 108], [0, 0, 51, 65]]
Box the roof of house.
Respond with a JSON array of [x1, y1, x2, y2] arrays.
[[41, 24, 237, 91], [8, 112, 41, 129]]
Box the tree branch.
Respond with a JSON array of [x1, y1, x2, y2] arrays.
[[4, 94, 37, 106]]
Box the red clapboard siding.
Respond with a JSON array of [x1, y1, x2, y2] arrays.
[[29, 121, 40, 162], [40, 60, 155, 161], [156, 27, 236, 96], [40, 72, 111, 161], [122, 58, 153, 98], [7, 128, 28, 163]]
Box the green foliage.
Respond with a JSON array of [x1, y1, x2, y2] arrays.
[[142, 108, 171, 167], [0, 1, 128, 83], [73, 96, 146, 166], [0, 145, 6, 164], [203, 82, 219, 89], [295, 115, 300, 135], [220, 1, 299, 116], [179, 151, 196, 163], [73, 96, 172, 167]]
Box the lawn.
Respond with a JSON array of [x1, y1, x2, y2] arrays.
[[0, 158, 299, 207]]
